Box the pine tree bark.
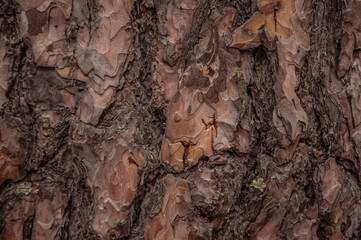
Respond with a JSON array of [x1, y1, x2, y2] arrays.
[[0, 0, 360, 239]]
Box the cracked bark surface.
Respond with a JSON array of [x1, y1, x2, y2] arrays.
[[1, 0, 361, 239]]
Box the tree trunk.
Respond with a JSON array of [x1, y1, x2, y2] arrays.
[[1, 0, 361, 239]]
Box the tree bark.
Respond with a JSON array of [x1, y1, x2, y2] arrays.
[[0, 0, 361, 239]]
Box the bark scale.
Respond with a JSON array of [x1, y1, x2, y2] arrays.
[[0, 0, 361, 239]]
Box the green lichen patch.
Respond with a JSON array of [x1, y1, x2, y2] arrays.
[[251, 178, 266, 192], [14, 182, 32, 196], [235, 67, 241, 78]]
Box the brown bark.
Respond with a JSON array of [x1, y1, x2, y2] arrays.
[[0, 0, 361, 239]]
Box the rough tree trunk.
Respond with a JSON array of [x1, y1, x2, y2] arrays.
[[0, 0, 361, 239]]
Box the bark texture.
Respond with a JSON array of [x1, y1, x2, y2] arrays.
[[0, 0, 361, 239]]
